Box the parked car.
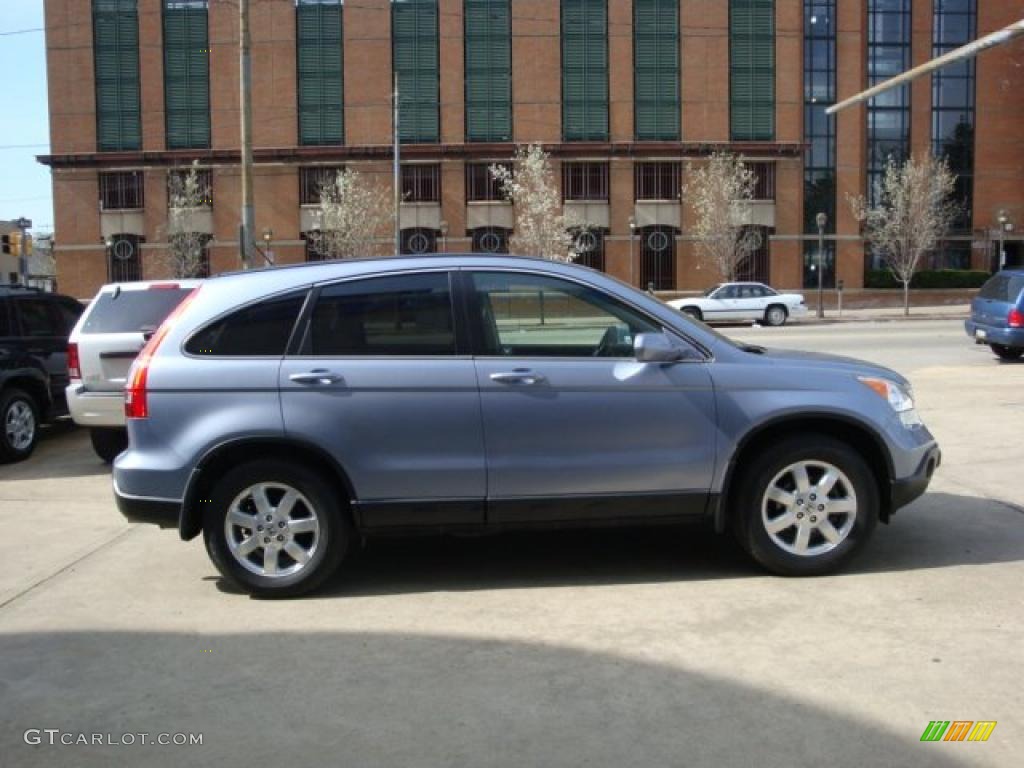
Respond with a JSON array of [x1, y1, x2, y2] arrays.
[[964, 269, 1024, 361], [113, 256, 939, 597], [0, 285, 84, 462], [667, 282, 808, 326], [67, 280, 202, 462]]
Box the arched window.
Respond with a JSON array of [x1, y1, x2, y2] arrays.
[[638, 225, 676, 290], [400, 227, 437, 255], [470, 226, 510, 254], [107, 234, 144, 282], [570, 227, 607, 271]]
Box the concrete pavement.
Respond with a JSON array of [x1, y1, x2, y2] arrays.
[[0, 319, 1021, 768]]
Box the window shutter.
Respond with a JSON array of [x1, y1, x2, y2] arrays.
[[634, 0, 679, 141], [562, 0, 608, 141], [392, 0, 440, 143], [164, 2, 210, 150], [93, 0, 141, 151], [465, 0, 511, 142], [730, 0, 774, 141], [297, 1, 343, 146]]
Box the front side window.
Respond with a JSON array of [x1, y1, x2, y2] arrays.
[[186, 292, 306, 356], [471, 272, 659, 358], [309, 272, 455, 356]]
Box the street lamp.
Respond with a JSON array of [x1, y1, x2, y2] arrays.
[[815, 212, 827, 319], [628, 216, 636, 286], [103, 236, 114, 282], [439, 219, 448, 253], [262, 228, 273, 265], [997, 210, 1011, 270]]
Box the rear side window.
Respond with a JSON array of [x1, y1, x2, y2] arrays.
[[186, 293, 306, 356], [14, 298, 59, 336], [309, 272, 455, 356], [978, 274, 1024, 302], [82, 289, 192, 334], [0, 300, 9, 336], [53, 298, 84, 334]]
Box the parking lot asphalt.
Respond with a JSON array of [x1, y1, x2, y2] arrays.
[[0, 318, 1021, 767]]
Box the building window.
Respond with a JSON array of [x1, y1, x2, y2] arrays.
[[804, 0, 836, 288], [747, 161, 776, 201], [634, 162, 681, 201], [167, 168, 212, 207], [296, 0, 344, 146], [571, 227, 607, 271], [303, 231, 330, 261], [100, 171, 145, 210], [106, 234, 144, 282], [392, 0, 440, 143], [93, 0, 141, 152], [867, 0, 911, 206], [470, 226, 509, 253], [466, 163, 507, 202], [401, 164, 441, 202], [561, 0, 609, 141], [638, 225, 676, 290], [730, 0, 775, 141], [163, 0, 211, 149], [562, 162, 609, 201], [634, 0, 679, 141], [933, 0, 976, 232], [300, 166, 342, 205], [401, 227, 437, 255], [736, 226, 771, 283], [465, 0, 511, 142]]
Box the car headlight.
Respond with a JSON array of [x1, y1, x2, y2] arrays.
[[858, 376, 922, 427]]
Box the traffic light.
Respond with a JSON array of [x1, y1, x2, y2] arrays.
[[1, 234, 9, 255], [8, 232, 21, 257]]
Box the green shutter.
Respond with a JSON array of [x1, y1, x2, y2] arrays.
[[562, 0, 608, 141], [634, 0, 679, 141], [392, 0, 439, 143], [730, 0, 774, 141], [464, 0, 511, 142], [164, 1, 210, 149], [297, 1, 344, 146], [93, 0, 141, 151]]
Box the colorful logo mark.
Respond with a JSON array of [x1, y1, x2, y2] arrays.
[[920, 721, 997, 742]]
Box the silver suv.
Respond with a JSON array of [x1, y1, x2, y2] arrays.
[[113, 257, 940, 597]]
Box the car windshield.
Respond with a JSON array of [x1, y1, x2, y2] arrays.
[[81, 288, 194, 333], [703, 285, 721, 297]]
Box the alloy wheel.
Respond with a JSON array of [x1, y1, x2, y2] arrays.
[[4, 400, 35, 452], [761, 460, 857, 556], [224, 482, 322, 578]]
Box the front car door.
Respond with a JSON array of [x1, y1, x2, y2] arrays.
[[467, 270, 717, 524], [279, 270, 486, 529]]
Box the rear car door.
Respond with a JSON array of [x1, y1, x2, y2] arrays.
[[279, 270, 486, 529], [10, 296, 72, 405], [467, 270, 717, 523]]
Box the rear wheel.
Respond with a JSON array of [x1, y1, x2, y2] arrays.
[[0, 388, 39, 463], [763, 304, 788, 327], [90, 427, 128, 463], [681, 306, 703, 321], [203, 460, 350, 597], [990, 343, 1023, 361], [731, 435, 878, 576]]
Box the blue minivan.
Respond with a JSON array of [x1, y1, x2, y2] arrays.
[[965, 269, 1024, 360]]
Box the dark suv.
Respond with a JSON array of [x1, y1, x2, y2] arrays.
[[0, 285, 84, 461]]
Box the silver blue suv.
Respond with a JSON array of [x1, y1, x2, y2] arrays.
[[113, 256, 940, 596]]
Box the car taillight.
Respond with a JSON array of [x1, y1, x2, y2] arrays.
[[125, 286, 201, 419], [1009, 308, 1024, 328], [67, 342, 81, 381]]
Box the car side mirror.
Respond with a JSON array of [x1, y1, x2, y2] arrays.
[[634, 332, 685, 363]]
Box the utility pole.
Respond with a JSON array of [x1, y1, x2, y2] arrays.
[[393, 73, 401, 256], [816, 213, 827, 319], [15, 217, 31, 284], [238, 0, 255, 269]]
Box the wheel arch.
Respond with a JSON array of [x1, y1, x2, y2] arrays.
[[1, 372, 51, 416], [715, 414, 895, 533], [179, 437, 358, 541]]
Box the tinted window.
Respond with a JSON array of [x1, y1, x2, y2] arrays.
[[978, 274, 1024, 303], [83, 289, 192, 334], [0, 300, 9, 336], [717, 286, 738, 299], [186, 293, 306, 356], [14, 299, 59, 336], [310, 273, 455, 356], [53, 298, 84, 334], [471, 272, 659, 358]]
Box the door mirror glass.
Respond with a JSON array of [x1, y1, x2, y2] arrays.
[[634, 332, 685, 363]]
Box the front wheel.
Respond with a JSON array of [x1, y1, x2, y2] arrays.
[[991, 343, 1023, 361], [1, 388, 39, 463], [203, 460, 350, 597], [90, 427, 128, 463], [763, 304, 788, 327], [731, 435, 878, 576]]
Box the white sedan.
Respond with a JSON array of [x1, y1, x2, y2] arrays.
[[667, 282, 808, 326]]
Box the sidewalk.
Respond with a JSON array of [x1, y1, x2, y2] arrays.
[[792, 304, 970, 324]]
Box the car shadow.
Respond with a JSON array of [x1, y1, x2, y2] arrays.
[[212, 491, 1024, 599], [0, 420, 110, 481], [0, 629, 977, 768]]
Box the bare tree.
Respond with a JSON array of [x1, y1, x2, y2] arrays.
[[490, 143, 586, 262], [310, 168, 393, 260], [849, 154, 958, 315], [683, 152, 762, 282], [165, 161, 212, 278]]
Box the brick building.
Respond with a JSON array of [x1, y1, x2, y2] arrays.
[[40, 0, 1024, 298]]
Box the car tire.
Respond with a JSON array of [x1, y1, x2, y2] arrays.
[[681, 306, 703, 321], [203, 460, 351, 598], [90, 427, 128, 464], [990, 343, 1023, 361], [0, 388, 40, 464], [763, 304, 788, 327], [731, 435, 878, 576]]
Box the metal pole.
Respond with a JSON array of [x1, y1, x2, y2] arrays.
[[628, 218, 636, 286], [393, 73, 401, 256], [239, 0, 255, 269], [999, 227, 1006, 270], [816, 212, 827, 319], [16, 219, 30, 284]]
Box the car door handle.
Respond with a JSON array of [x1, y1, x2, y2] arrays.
[[289, 370, 343, 386], [490, 370, 547, 386]]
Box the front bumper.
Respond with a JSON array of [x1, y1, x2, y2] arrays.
[[66, 385, 126, 428], [891, 444, 941, 512], [113, 477, 179, 529], [964, 319, 1024, 348]]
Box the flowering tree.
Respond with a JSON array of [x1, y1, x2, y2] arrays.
[[683, 152, 761, 281], [490, 143, 586, 262], [849, 154, 958, 315], [310, 168, 393, 259], [165, 160, 211, 277]]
